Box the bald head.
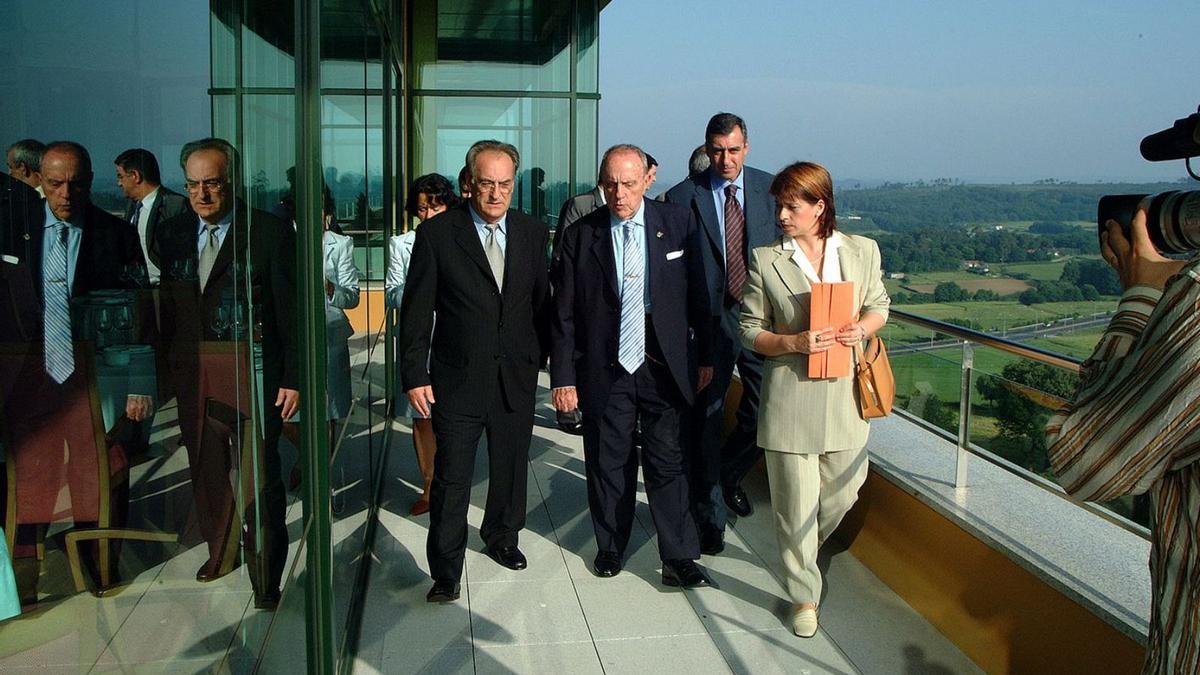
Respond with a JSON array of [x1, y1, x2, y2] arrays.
[[41, 141, 94, 221]]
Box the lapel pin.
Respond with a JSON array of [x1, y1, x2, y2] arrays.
[[656, 230, 664, 238], [23, 233, 31, 240]]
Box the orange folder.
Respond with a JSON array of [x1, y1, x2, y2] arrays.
[[809, 281, 855, 379]]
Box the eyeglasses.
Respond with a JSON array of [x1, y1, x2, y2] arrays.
[[184, 178, 228, 194], [473, 179, 514, 195]]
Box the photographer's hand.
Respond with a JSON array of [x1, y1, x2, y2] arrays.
[[1102, 209, 1185, 290]]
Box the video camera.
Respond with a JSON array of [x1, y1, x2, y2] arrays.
[[1098, 107, 1200, 254]]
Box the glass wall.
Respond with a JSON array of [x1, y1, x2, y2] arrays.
[[1, 0, 596, 670], [0, 0, 400, 672], [407, 0, 601, 230]]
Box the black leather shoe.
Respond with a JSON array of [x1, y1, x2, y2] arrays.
[[254, 588, 281, 610], [485, 545, 528, 570], [556, 409, 584, 435], [699, 528, 725, 556], [593, 551, 623, 578], [724, 485, 754, 518], [195, 559, 231, 583], [426, 579, 461, 603], [661, 559, 713, 588]]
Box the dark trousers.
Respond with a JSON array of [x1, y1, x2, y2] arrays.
[[584, 357, 700, 561], [688, 304, 764, 533], [174, 352, 288, 595], [427, 374, 533, 582]]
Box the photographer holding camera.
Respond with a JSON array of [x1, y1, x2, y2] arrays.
[[1046, 111, 1200, 673]]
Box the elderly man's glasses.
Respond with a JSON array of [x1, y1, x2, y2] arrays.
[[185, 178, 228, 194]]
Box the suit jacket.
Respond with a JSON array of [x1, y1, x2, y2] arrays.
[[156, 203, 298, 392], [4, 201, 145, 313], [124, 187, 191, 270], [323, 229, 359, 342], [398, 204, 550, 413], [737, 233, 890, 454], [664, 166, 777, 317], [384, 230, 416, 311], [551, 187, 603, 264], [550, 199, 712, 419]]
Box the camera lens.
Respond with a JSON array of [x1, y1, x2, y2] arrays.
[[1098, 191, 1200, 254]]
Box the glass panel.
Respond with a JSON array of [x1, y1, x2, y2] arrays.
[[573, 98, 599, 197], [412, 0, 572, 92], [242, 1, 295, 88], [211, 0, 238, 89], [879, 324, 962, 436], [413, 96, 570, 227], [0, 2, 287, 670], [575, 0, 599, 94]]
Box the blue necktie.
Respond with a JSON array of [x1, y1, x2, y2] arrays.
[[129, 200, 142, 225], [617, 221, 644, 374], [44, 223, 74, 383]]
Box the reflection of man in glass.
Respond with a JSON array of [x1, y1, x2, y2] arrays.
[[156, 138, 297, 610], [0, 141, 145, 600]]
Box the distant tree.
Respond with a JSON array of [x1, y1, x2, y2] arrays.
[[1060, 258, 1121, 295], [1019, 289, 1044, 305], [908, 389, 957, 432], [933, 282, 970, 302], [1080, 284, 1100, 301], [973, 289, 1000, 301], [975, 361, 1076, 473], [1029, 221, 1073, 234]]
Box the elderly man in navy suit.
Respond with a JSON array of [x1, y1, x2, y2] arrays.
[[551, 144, 714, 586], [665, 112, 777, 554]]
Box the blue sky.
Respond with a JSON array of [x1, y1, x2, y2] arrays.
[[599, 0, 1196, 186]]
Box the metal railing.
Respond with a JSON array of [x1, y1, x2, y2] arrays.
[[886, 308, 1151, 540]]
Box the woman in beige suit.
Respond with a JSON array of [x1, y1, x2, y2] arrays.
[[738, 162, 889, 638]]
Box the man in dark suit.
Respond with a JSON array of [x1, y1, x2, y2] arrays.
[[665, 112, 776, 554], [114, 148, 190, 286], [156, 138, 298, 610], [0, 141, 146, 597], [551, 144, 714, 585], [399, 140, 550, 603]]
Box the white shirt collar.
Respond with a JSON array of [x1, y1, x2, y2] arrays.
[[140, 186, 160, 207], [783, 231, 845, 284], [469, 204, 507, 233]]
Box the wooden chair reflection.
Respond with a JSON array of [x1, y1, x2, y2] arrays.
[[0, 344, 177, 599], [191, 341, 266, 580]]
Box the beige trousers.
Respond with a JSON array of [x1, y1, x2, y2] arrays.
[[764, 447, 868, 605]]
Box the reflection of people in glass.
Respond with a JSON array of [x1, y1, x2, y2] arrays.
[[529, 166, 547, 224], [386, 173, 459, 516], [457, 165, 472, 200], [280, 186, 360, 485], [155, 138, 297, 610], [0, 141, 146, 601], [737, 162, 889, 638]]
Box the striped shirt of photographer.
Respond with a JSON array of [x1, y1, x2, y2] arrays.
[[1046, 259, 1200, 675]]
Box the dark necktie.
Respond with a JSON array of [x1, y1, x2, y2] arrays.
[[129, 200, 142, 225], [724, 184, 747, 303]]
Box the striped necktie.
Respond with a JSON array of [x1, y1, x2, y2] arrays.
[[617, 220, 644, 374], [724, 184, 747, 303], [44, 222, 74, 383]]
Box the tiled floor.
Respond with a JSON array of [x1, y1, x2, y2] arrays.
[[352, 375, 983, 675]]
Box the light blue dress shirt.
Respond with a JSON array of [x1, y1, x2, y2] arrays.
[[610, 199, 650, 310], [196, 212, 235, 257], [709, 169, 746, 264], [42, 203, 83, 291], [469, 205, 507, 256]]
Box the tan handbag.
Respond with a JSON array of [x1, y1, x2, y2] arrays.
[[854, 336, 894, 419]]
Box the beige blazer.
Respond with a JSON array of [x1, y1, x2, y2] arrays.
[[738, 232, 890, 454]]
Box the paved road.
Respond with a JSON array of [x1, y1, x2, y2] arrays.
[[890, 312, 1115, 355]]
